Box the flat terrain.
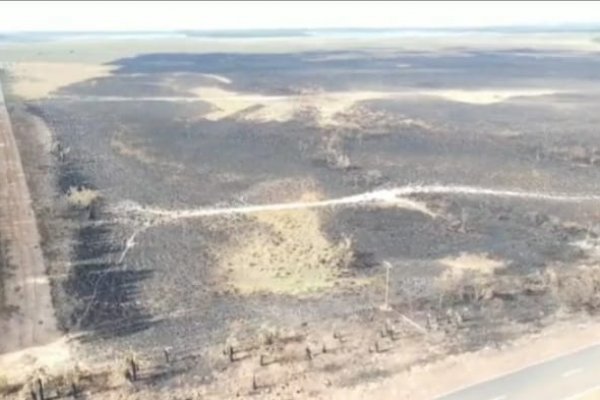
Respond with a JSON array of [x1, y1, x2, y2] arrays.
[[2, 32, 600, 398], [438, 343, 600, 400], [0, 81, 60, 354]]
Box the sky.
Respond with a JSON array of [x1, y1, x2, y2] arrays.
[[1, 1, 600, 32]]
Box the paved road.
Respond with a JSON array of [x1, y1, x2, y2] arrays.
[[0, 80, 59, 353], [436, 343, 600, 400]]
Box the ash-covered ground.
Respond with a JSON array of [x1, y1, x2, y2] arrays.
[[7, 46, 600, 396]]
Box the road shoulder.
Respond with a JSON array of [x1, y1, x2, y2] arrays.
[[0, 81, 60, 356], [331, 315, 600, 399]]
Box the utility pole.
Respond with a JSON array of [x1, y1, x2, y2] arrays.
[[380, 261, 392, 311]]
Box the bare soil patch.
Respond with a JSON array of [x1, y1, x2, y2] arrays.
[[218, 192, 361, 296], [6, 62, 115, 100], [420, 89, 560, 104]]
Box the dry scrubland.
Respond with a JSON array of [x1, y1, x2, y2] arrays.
[[1, 32, 600, 399]]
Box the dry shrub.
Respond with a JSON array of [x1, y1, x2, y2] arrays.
[[0, 374, 22, 396], [443, 265, 600, 312], [442, 271, 494, 305], [437, 253, 504, 305], [557, 265, 600, 311], [317, 133, 351, 169], [66, 186, 100, 208], [260, 325, 290, 347]]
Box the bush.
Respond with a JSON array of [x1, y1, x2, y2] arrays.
[[0, 375, 21, 396], [557, 266, 600, 311], [65, 186, 100, 208]]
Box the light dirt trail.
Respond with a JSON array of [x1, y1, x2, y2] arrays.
[[0, 81, 60, 354], [111, 184, 600, 265], [116, 224, 147, 265], [51, 95, 210, 103], [118, 184, 600, 222], [116, 189, 423, 220]]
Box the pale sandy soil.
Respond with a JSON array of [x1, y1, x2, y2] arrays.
[[218, 202, 356, 296], [419, 89, 560, 104], [191, 86, 395, 126], [208, 187, 363, 296], [191, 86, 560, 126], [578, 387, 600, 400], [6, 62, 115, 99], [0, 337, 71, 382]]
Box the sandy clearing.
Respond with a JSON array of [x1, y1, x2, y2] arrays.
[[575, 387, 600, 400], [0, 337, 71, 381], [193, 87, 393, 126], [6, 62, 115, 100], [420, 89, 560, 104], [219, 205, 355, 296], [190, 86, 560, 125], [190, 86, 292, 121]]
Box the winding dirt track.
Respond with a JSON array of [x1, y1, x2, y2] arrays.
[[0, 81, 59, 354], [120, 184, 600, 221], [113, 183, 600, 265]]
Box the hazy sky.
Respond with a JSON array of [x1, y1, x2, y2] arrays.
[[1, 1, 600, 32]]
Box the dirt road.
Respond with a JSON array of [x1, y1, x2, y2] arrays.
[[0, 81, 59, 354], [120, 184, 600, 221]]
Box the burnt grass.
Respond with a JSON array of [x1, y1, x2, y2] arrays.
[[65, 215, 155, 340], [12, 48, 600, 381], [107, 50, 600, 93], [0, 237, 18, 317], [56, 158, 158, 343]]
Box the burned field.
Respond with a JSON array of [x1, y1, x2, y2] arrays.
[[0, 236, 17, 318], [6, 45, 600, 397]]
